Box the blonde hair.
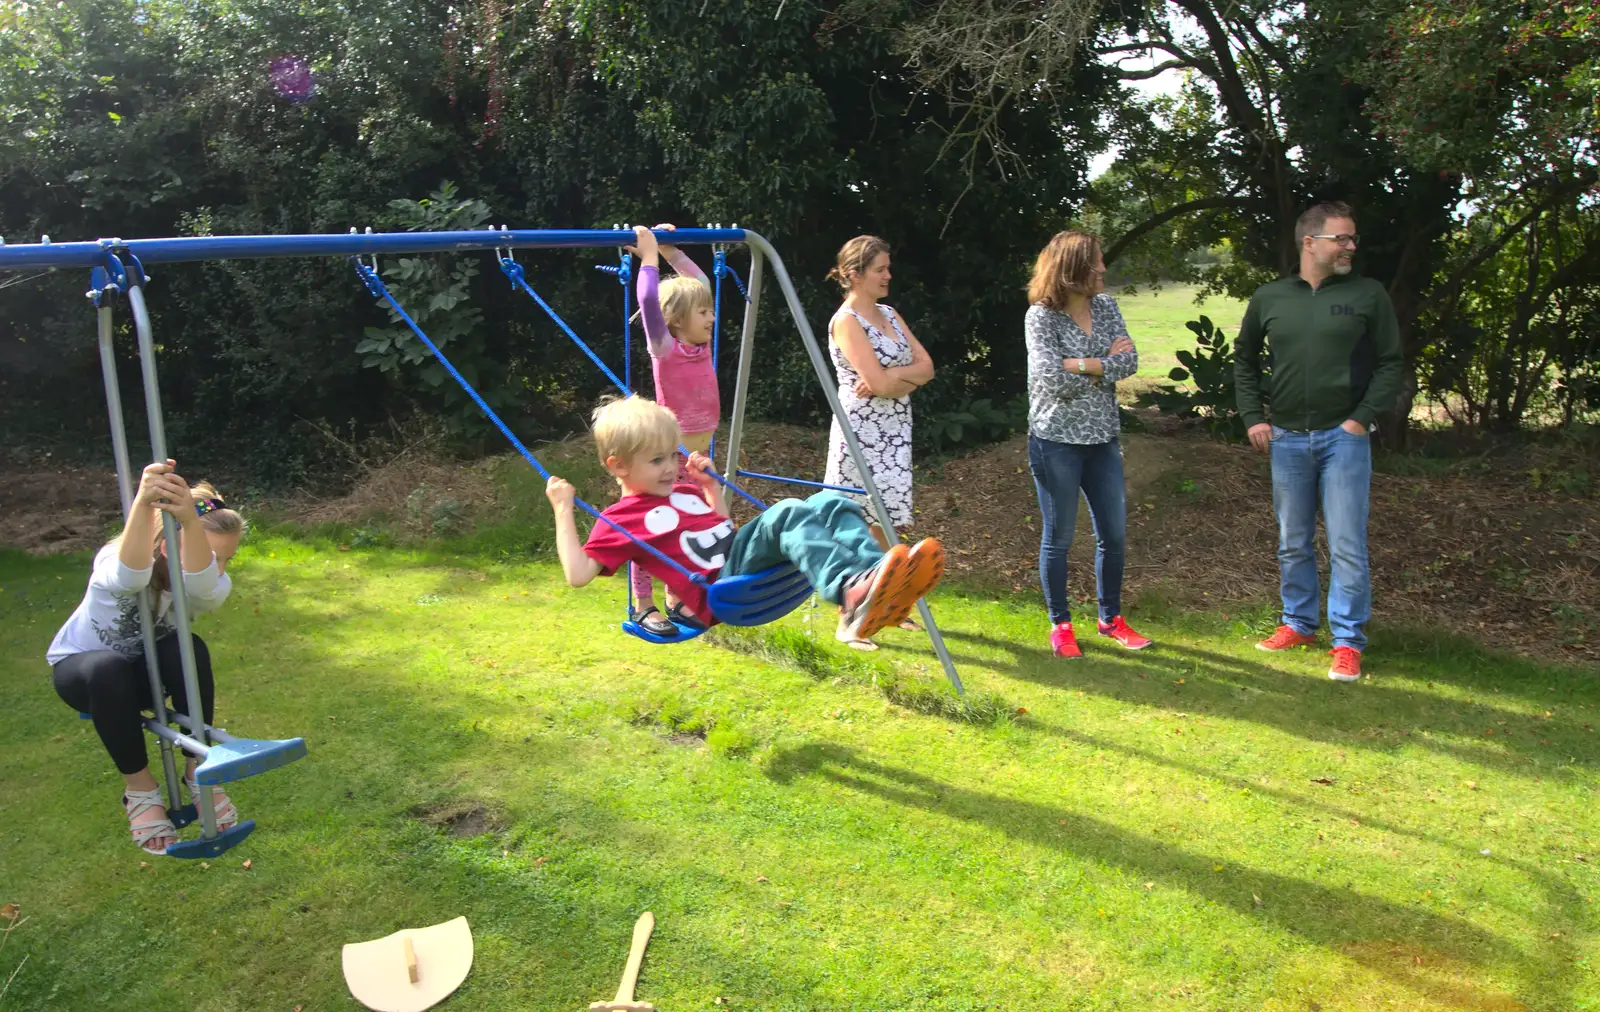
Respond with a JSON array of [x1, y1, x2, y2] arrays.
[[591, 394, 681, 465], [826, 235, 891, 294], [116, 480, 245, 597], [1027, 230, 1102, 310], [658, 275, 714, 334]]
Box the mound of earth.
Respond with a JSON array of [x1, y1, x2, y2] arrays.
[[734, 425, 1599, 666], [0, 463, 122, 556], [2, 423, 1593, 665]]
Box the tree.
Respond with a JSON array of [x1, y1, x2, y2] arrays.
[[1, 1, 1131, 480], [890, 0, 1597, 439]]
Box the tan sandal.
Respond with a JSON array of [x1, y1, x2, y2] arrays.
[[185, 774, 239, 831], [123, 787, 177, 855], [835, 614, 880, 651]]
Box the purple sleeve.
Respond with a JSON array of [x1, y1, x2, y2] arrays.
[[665, 249, 710, 289], [636, 264, 672, 357]]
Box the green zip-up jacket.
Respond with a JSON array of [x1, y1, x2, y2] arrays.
[[1234, 272, 1405, 431]]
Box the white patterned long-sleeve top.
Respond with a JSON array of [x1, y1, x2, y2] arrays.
[[46, 543, 232, 664], [1025, 295, 1139, 445]]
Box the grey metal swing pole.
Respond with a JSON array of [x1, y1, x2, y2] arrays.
[[722, 245, 765, 481], [124, 268, 220, 840], [94, 294, 185, 814], [740, 232, 965, 697]]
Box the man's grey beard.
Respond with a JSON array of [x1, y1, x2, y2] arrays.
[[1331, 258, 1354, 275]]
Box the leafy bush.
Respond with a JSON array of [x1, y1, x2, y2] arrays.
[[354, 183, 515, 431], [1136, 315, 1264, 440], [917, 395, 1028, 457]]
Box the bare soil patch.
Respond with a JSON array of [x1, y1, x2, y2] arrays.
[[735, 423, 1600, 667], [413, 801, 504, 839], [288, 443, 498, 535], [0, 463, 122, 555], [4, 422, 1592, 665]]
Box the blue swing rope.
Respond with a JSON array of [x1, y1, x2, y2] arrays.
[[707, 247, 749, 464], [703, 248, 866, 498], [353, 258, 703, 586], [593, 252, 637, 615], [593, 253, 634, 391], [502, 255, 768, 512]]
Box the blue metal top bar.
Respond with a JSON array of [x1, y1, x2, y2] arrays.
[[0, 228, 748, 270]]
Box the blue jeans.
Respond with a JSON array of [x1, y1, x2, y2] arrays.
[[1270, 425, 1372, 650], [725, 491, 883, 606], [1027, 435, 1127, 626]]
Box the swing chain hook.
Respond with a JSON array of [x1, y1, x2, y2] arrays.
[[493, 225, 526, 285], [350, 226, 380, 276], [618, 222, 632, 286], [88, 240, 132, 305]]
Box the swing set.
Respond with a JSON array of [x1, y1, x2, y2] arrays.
[[3, 226, 966, 855]]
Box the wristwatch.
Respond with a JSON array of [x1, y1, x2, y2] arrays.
[[1076, 358, 1086, 373]]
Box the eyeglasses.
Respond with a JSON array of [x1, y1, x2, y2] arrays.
[[1309, 233, 1360, 247]]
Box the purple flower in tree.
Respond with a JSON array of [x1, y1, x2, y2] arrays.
[[269, 55, 316, 103]]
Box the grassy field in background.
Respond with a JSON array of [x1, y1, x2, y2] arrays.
[[2, 530, 1596, 1010], [1114, 284, 1249, 391]]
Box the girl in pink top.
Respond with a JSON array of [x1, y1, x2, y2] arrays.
[[625, 224, 720, 635]]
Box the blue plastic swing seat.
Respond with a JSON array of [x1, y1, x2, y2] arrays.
[[80, 710, 307, 784], [73, 712, 274, 858], [165, 821, 257, 860], [193, 735, 308, 786], [621, 563, 813, 645]]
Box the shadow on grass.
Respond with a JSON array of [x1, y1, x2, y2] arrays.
[[765, 740, 1565, 1009], [939, 628, 1599, 781], [5, 552, 828, 1010], [708, 623, 1014, 726], [1019, 716, 1587, 1003]]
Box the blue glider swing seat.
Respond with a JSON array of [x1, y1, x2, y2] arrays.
[[352, 240, 809, 645]]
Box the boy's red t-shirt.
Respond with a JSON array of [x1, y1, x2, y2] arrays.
[[583, 482, 735, 624]]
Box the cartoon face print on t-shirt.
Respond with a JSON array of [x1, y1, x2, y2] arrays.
[[640, 491, 735, 573]]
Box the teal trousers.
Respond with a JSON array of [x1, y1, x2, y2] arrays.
[[725, 491, 884, 605]]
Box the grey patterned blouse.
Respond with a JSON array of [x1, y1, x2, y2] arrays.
[[1025, 295, 1140, 445]]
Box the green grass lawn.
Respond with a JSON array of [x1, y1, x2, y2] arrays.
[[1114, 284, 1248, 392], [2, 535, 1597, 1010]]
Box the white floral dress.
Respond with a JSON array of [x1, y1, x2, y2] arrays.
[[824, 304, 915, 528]]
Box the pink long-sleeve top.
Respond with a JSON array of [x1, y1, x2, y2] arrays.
[[637, 252, 720, 434]]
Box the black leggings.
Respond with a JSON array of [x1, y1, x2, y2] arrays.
[[52, 633, 215, 775]]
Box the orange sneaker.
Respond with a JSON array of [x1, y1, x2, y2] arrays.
[[1049, 621, 1082, 659], [882, 538, 945, 630], [1097, 615, 1152, 650], [839, 544, 915, 642], [1328, 646, 1362, 682], [1256, 625, 1317, 652]]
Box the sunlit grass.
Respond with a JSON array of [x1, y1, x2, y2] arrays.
[[1, 537, 1595, 1010]]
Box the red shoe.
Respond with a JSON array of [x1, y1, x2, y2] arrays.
[[1256, 625, 1317, 652], [1097, 615, 1152, 650], [1328, 646, 1362, 682], [1049, 622, 1082, 659]]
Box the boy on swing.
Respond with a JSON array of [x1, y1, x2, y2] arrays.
[[545, 395, 944, 638]]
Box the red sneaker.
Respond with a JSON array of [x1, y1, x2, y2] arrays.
[[1097, 615, 1152, 650], [1049, 622, 1082, 659], [1256, 625, 1317, 652], [1328, 646, 1362, 682]]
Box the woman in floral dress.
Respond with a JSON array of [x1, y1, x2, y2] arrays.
[[823, 235, 935, 648]]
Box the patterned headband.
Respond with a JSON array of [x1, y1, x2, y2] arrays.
[[194, 498, 227, 517]]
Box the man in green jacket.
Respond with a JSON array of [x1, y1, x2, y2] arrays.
[[1234, 201, 1405, 682]]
